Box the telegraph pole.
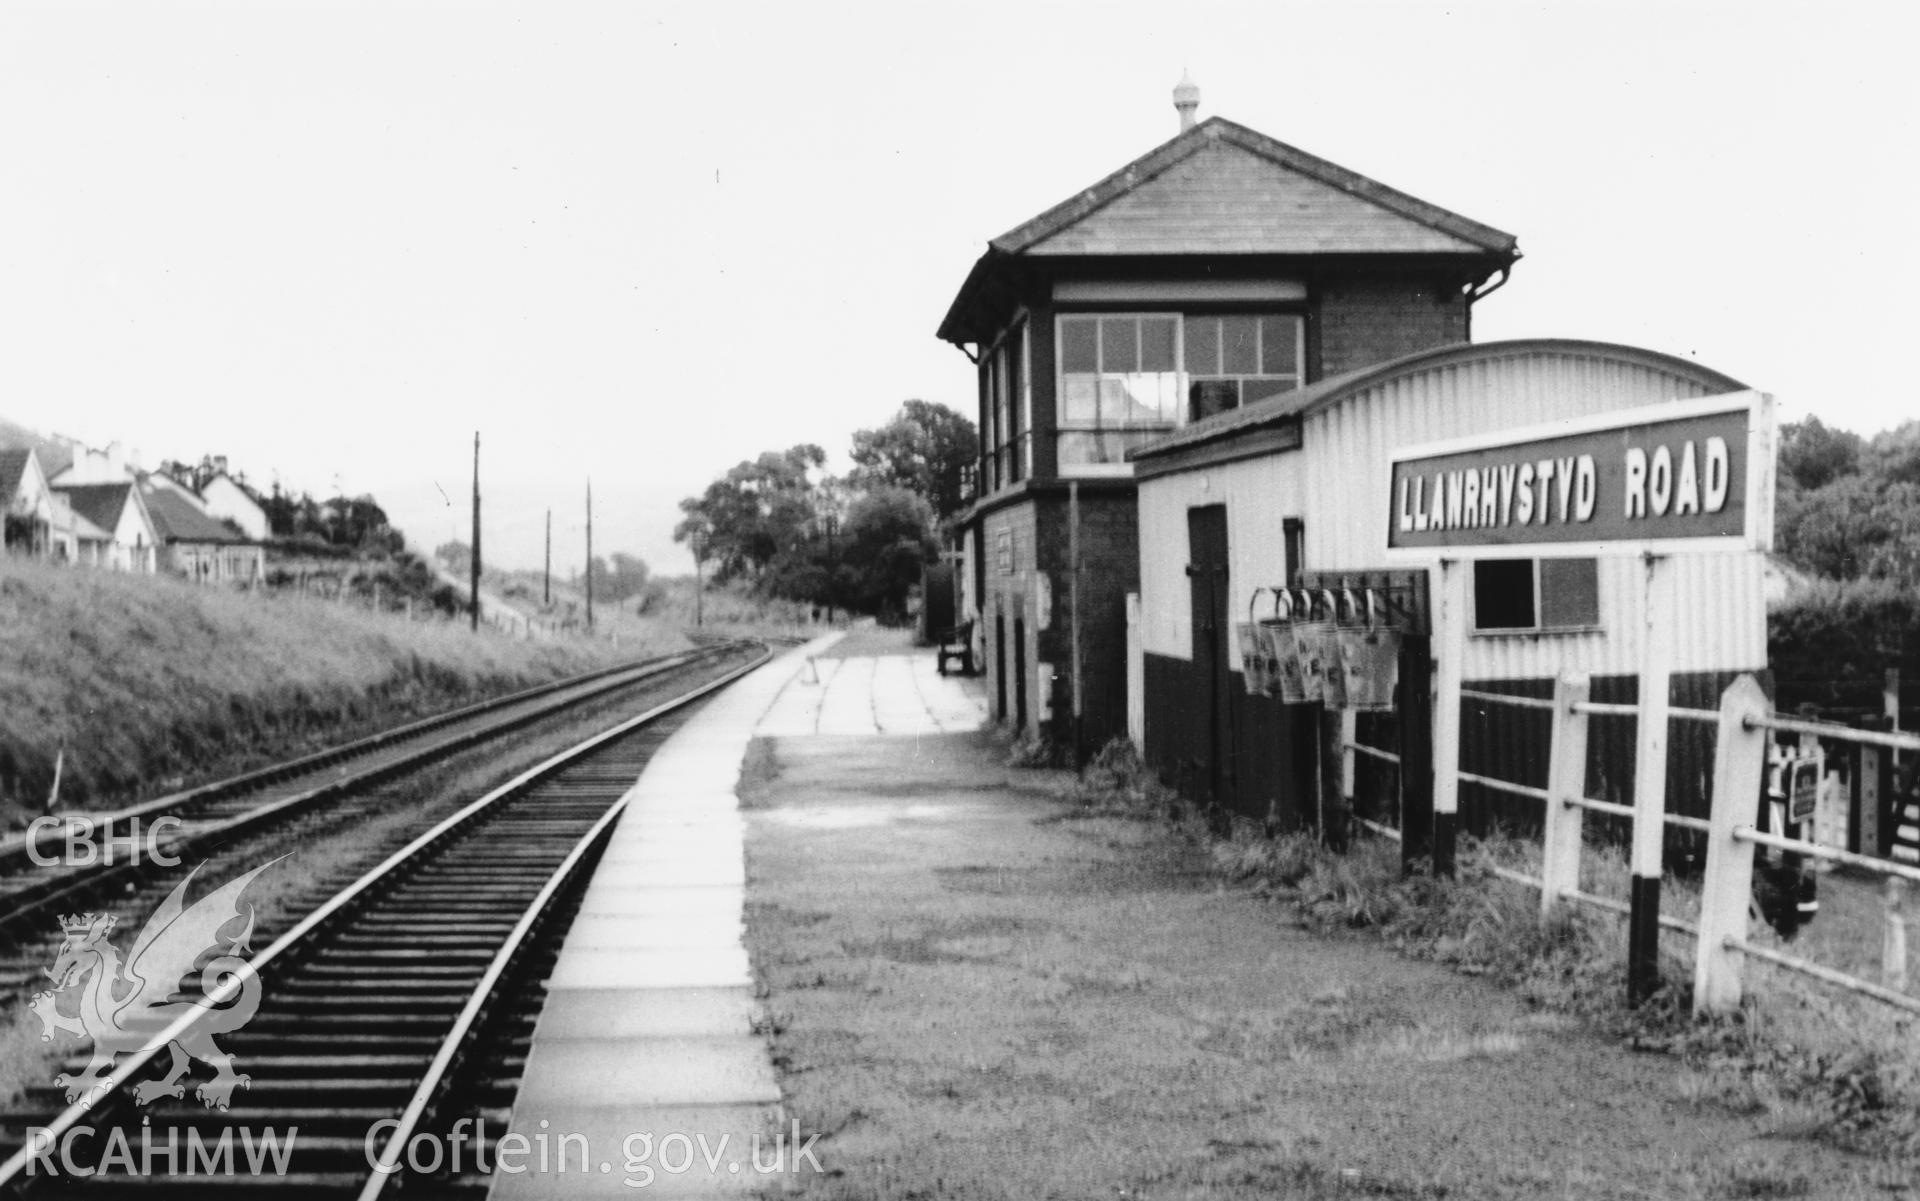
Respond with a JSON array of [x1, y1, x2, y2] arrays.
[[469, 431, 481, 632], [543, 509, 551, 606], [585, 478, 594, 632]]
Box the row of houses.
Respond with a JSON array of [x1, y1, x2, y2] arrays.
[[0, 439, 267, 583]]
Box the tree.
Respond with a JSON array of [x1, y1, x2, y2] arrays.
[[1777, 469, 1920, 583], [434, 540, 471, 574], [1778, 416, 1863, 491], [673, 444, 826, 584], [1867, 419, 1920, 488], [588, 552, 651, 602], [1779, 474, 1884, 579], [836, 486, 936, 620], [319, 495, 401, 552], [848, 400, 978, 522]]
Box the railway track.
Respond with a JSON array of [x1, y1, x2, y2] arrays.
[[0, 643, 749, 960], [0, 641, 772, 1197]]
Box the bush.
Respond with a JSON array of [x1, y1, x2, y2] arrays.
[[1769, 578, 1920, 712]]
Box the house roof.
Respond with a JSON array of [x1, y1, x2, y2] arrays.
[[1128, 338, 1751, 464], [51, 493, 113, 542], [0, 449, 35, 503], [140, 483, 249, 544], [54, 482, 137, 535], [939, 117, 1519, 345]]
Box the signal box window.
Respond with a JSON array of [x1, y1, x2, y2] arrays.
[[1185, 314, 1304, 420], [1058, 314, 1181, 469], [1473, 558, 1600, 633]]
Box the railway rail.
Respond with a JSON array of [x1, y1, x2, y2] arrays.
[[0, 640, 773, 1197], [0, 643, 748, 953]]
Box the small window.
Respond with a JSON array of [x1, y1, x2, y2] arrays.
[[1473, 558, 1600, 633], [1282, 517, 1304, 585], [980, 319, 1032, 493], [1539, 558, 1600, 627], [1473, 560, 1536, 630], [1184, 313, 1304, 416]]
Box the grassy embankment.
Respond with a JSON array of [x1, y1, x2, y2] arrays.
[[1061, 741, 1920, 1161], [0, 557, 689, 826]]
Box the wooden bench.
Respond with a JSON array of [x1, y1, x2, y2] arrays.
[[936, 620, 975, 677]]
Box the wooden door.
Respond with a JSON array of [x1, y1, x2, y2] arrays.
[[1186, 506, 1233, 813]]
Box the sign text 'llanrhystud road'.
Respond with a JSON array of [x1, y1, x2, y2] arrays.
[[1386, 394, 1765, 553]]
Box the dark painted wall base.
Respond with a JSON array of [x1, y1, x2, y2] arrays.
[[1141, 662, 1773, 854]]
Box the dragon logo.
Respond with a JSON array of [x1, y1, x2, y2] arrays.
[[29, 859, 281, 1111]]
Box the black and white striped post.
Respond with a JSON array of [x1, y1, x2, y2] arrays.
[[1628, 552, 1676, 1006], [1430, 557, 1467, 878]]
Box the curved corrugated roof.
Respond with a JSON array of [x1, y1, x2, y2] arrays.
[[1128, 338, 1750, 462]]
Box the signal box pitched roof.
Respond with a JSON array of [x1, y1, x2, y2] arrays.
[[997, 118, 1515, 257], [939, 117, 1519, 345]]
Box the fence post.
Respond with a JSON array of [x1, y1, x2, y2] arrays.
[[1628, 553, 1676, 1006], [1861, 740, 1884, 858], [1693, 673, 1770, 1016], [1886, 877, 1909, 993], [1338, 707, 1358, 812], [1540, 673, 1590, 920]]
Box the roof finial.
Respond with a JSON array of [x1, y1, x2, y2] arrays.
[[1173, 70, 1200, 133]]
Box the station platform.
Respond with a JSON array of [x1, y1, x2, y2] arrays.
[[490, 630, 985, 1198]]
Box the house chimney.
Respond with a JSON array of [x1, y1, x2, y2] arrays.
[[1173, 70, 1200, 132]]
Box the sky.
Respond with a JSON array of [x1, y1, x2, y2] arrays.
[[3, 2, 1914, 575]]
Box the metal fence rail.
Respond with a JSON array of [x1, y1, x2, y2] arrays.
[[1347, 673, 1917, 1017], [1729, 937, 1920, 1016]]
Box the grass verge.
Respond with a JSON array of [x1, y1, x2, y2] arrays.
[[0, 557, 687, 824], [1063, 738, 1920, 1160]]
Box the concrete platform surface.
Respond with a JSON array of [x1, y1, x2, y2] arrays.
[[490, 636, 836, 1201], [493, 631, 978, 1200], [755, 639, 986, 737]]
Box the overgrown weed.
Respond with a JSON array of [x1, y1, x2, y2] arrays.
[[1005, 729, 1072, 770], [1067, 737, 1920, 1160]]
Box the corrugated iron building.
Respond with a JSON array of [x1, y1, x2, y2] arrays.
[[936, 95, 1518, 755], [1130, 338, 1769, 831]]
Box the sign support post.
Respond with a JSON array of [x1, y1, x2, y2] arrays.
[[1431, 558, 1467, 878], [1628, 552, 1675, 1006], [1398, 629, 1434, 875]]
